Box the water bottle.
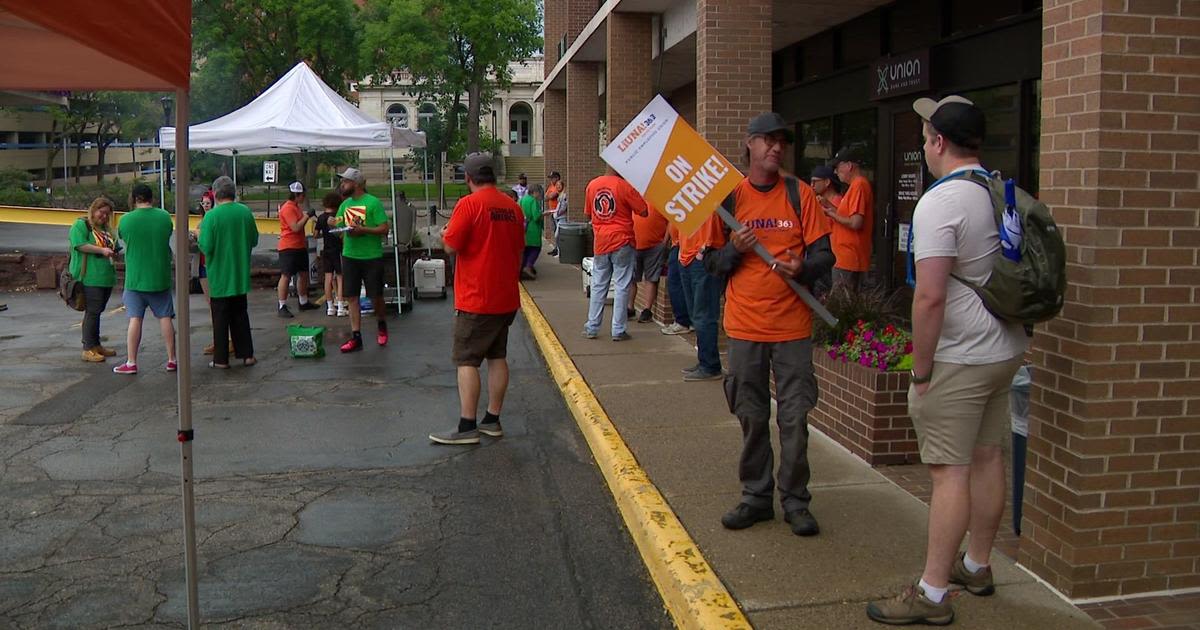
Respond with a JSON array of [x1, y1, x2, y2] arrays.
[[1000, 179, 1022, 262]]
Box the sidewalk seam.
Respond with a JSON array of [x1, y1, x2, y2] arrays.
[[519, 286, 752, 630]]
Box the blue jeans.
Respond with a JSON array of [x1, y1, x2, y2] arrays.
[[585, 244, 635, 337], [680, 260, 722, 373], [666, 245, 691, 327]]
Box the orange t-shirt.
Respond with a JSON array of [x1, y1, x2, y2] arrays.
[[831, 175, 874, 272], [584, 175, 647, 255], [442, 186, 526, 314], [668, 223, 680, 247], [277, 200, 306, 251], [633, 204, 668, 250], [678, 213, 719, 266], [546, 180, 563, 211], [706, 178, 832, 342]]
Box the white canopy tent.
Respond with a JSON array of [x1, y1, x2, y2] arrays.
[[159, 61, 427, 307]]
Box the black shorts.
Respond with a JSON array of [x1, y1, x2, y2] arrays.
[[452, 310, 517, 367], [322, 251, 343, 275], [278, 249, 309, 275], [342, 256, 384, 298]]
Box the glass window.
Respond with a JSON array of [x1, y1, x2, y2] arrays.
[[888, 0, 941, 53], [1026, 79, 1041, 194], [797, 118, 832, 178], [948, 0, 1023, 36], [801, 32, 836, 81], [839, 13, 881, 67], [386, 103, 409, 129], [961, 83, 1021, 186], [836, 109, 878, 180]]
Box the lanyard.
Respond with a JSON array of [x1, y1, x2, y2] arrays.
[[906, 168, 990, 287]]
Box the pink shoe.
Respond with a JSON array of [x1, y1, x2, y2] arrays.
[[166, 360, 177, 372], [340, 337, 362, 353], [113, 362, 137, 375], [377, 330, 388, 346]]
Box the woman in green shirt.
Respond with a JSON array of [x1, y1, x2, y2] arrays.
[[69, 197, 119, 362], [519, 184, 545, 280]]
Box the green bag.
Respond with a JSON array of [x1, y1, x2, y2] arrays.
[[288, 324, 326, 358]]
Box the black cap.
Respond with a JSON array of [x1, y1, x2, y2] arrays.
[[810, 165, 836, 181], [746, 112, 794, 143], [913, 95, 986, 150], [464, 153, 495, 180], [832, 146, 866, 166], [549, 170, 561, 179]]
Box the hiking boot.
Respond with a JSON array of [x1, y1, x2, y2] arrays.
[[950, 553, 995, 596], [112, 362, 138, 375], [340, 337, 363, 353], [97, 345, 117, 357], [82, 348, 106, 363], [661, 322, 692, 335], [683, 368, 723, 382], [478, 421, 504, 438], [429, 428, 481, 445], [720, 503, 774, 530], [298, 302, 319, 311], [278, 305, 294, 319], [637, 309, 653, 323], [612, 332, 632, 342], [866, 583, 954, 626], [785, 508, 820, 536]]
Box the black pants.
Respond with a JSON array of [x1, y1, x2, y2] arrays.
[[210, 294, 253, 365], [81, 285, 112, 349]]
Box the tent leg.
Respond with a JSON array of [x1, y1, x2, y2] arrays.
[[232, 152, 238, 194], [172, 87, 201, 630], [389, 147, 402, 312]]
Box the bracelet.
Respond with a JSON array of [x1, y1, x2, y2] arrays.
[[910, 369, 932, 385]]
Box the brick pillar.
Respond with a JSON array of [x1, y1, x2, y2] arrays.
[[544, 89, 567, 182], [1021, 1, 1200, 599], [545, 0, 565, 72], [606, 12, 653, 141], [566, 62, 602, 223], [696, 0, 772, 159]]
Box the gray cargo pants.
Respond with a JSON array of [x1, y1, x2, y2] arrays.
[[724, 338, 817, 513]]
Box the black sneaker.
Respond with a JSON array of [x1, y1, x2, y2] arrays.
[[298, 302, 319, 311], [785, 508, 820, 536], [626, 308, 636, 320], [277, 305, 294, 318], [637, 309, 653, 323], [721, 503, 774, 530], [612, 331, 632, 342]]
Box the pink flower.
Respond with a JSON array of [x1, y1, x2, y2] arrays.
[[859, 356, 871, 366], [863, 331, 874, 342], [828, 350, 837, 358]]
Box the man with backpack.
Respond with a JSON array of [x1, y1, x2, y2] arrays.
[[701, 112, 834, 537], [868, 95, 1031, 626]]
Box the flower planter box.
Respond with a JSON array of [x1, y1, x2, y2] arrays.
[[810, 350, 921, 466]]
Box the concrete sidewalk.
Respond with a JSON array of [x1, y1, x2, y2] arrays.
[[522, 255, 1099, 629]]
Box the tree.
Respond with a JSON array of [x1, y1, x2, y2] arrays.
[[361, 0, 541, 155], [192, 0, 360, 190], [93, 93, 160, 184]]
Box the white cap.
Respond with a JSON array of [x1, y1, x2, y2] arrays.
[[288, 181, 305, 194]]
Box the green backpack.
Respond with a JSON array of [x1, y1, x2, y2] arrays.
[[950, 171, 1067, 328]]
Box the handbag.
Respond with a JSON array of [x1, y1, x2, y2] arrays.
[[59, 244, 89, 312], [287, 324, 326, 358]]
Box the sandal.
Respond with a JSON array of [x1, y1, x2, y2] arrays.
[[208, 361, 230, 369]]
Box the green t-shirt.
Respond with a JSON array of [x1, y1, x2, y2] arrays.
[[68, 218, 116, 288], [520, 195, 543, 247], [336, 193, 388, 260], [117, 206, 174, 292], [198, 201, 260, 298]]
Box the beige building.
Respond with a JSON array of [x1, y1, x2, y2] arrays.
[[352, 57, 545, 186], [0, 109, 161, 187]]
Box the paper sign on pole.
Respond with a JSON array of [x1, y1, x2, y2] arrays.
[[601, 95, 741, 236]]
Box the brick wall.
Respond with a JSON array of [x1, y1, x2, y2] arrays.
[[544, 89, 567, 183], [566, 62, 602, 223], [606, 12, 653, 141], [1022, 0, 1200, 599], [545, 0, 565, 73], [812, 352, 920, 466], [696, 0, 772, 158]]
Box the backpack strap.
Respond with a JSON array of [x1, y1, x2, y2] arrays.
[[908, 168, 991, 288]]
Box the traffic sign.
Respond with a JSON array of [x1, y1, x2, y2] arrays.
[[263, 160, 278, 183]]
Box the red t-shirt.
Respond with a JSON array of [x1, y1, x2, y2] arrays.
[[584, 175, 647, 255], [703, 178, 831, 342], [443, 186, 526, 314], [278, 200, 306, 251], [634, 204, 669, 250], [831, 175, 874, 272]]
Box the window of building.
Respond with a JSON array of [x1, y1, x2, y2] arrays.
[[801, 31, 836, 81], [796, 109, 878, 180], [386, 103, 409, 129], [838, 12, 882, 68], [961, 82, 1021, 187], [947, 0, 1023, 36], [797, 118, 832, 178], [887, 0, 941, 53]]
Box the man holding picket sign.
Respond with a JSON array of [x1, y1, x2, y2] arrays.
[[602, 99, 836, 538]]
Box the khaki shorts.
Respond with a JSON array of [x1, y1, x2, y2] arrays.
[[452, 310, 518, 367], [909, 356, 1024, 465]]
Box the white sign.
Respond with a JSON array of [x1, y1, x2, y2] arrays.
[[263, 160, 279, 184], [898, 223, 911, 252]]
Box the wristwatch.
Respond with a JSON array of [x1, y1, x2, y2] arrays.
[[910, 370, 932, 385]]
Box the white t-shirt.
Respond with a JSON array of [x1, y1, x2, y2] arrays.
[[912, 164, 1028, 365]]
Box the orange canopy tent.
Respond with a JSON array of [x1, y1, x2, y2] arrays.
[[0, 1, 202, 627]]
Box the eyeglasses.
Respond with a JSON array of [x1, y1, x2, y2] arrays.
[[752, 134, 790, 148]]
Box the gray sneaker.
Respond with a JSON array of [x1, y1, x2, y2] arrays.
[[661, 322, 692, 335], [680, 364, 701, 374], [683, 368, 723, 382], [478, 422, 504, 438], [429, 429, 481, 445], [582, 330, 598, 339], [612, 331, 632, 341]]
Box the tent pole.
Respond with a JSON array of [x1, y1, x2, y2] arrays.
[[389, 146, 401, 312], [423, 151, 429, 209], [172, 87, 201, 630], [159, 151, 166, 211], [232, 152, 238, 194]]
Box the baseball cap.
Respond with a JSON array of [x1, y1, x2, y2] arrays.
[[464, 153, 495, 180], [746, 112, 795, 143], [913, 95, 986, 150], [549, 170, 561, 179], [810, 165, 836, 181], [832, 146, 866, 166], [288, 181, 304, 194], [337, 167, 365, 184]]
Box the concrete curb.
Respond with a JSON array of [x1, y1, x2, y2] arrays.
[[519, 286, 751, 630]]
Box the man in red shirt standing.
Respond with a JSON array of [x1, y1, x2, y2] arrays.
[[431, 153, 526, 446], [583, 167, 648, 341], [827, 146, 875, 290], [276, 181, 317, 317]]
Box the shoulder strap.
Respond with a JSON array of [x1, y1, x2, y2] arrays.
[[784, 175, 807, 249]]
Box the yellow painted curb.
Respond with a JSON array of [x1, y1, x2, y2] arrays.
[[519, 286, 751, 630], [0, 205, 282, 235]]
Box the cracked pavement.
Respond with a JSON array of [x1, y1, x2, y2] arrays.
[[0, 290, 670, 629]]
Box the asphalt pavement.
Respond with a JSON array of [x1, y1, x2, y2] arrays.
[[0, 289, 670, 629]]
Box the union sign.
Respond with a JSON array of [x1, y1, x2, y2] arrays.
[[870, 49, 930, 101]]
